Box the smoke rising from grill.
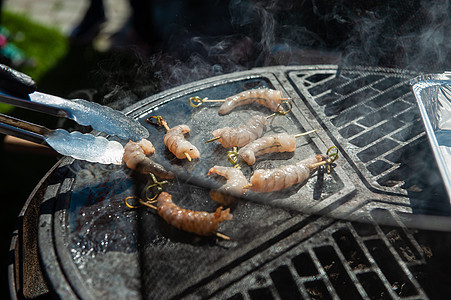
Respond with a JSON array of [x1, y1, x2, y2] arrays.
[[94, 0, 450, 107]]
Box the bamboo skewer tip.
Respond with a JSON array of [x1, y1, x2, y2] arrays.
[[294, 129, 317, 138], [216, 232, 231, 240], [184, 152, 192, 161], [205, 136, 221, 143], [242, 183, 253, 189]]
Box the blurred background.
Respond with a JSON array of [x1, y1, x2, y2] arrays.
[[0, 0, 450, 298]]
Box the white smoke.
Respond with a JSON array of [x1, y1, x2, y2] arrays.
[[95, 0, 451, 106]]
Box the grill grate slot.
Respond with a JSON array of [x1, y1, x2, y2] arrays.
[[373, 77, 405, 91], [270, 265, 303, 300], [334, 75, 384, 95], [356, 139, 400, 163], [367, 160, 392, 176], [305, 73, 334, 83], [292, 252, 318, 277], [371, 209, 422, 262], [332, 229, 371, 270], [356, 272, 391, 299], [228, 294, 245, 300], [324, 89, 380, 116], [308, 76, 348, 96], [394, 108, 421, 123], [391, 124, 424, 143], [248, 288, 274, 300], [364, 239, 418, 297], [352, 221, 379, 237], [350, 120, 404, 147], [358, 101, 411, 127], [304, 280, 332, 300], [366, 85, 412, 108], [314, 245, 362, 299], [409, 264, 451, 299], [330, 104, 372, 127], [338, 123, 365, 139]]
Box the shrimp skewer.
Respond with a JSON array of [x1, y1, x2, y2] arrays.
[[245, 146, 339, 193], [189, 88, 291, 115], [237, 130, 316, 165], [127, 192, 232, 239], [206, 115, 268, 148], [205, 105, 292, 148], [164, 124, 200, 161], [246, 155, 324, 193], [207, 165, 249, 206], [122, 139, 174, 179], [148, 116, 200, 161]]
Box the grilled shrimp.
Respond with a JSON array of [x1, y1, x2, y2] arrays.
[[156, 192, 232, 236], [248, 155, 324, 193], [163, 124, 200, 160], [207, 165, 249, 205], [238, 132, 296, 165], [122, 139, 174, 179], [211, 115, 268, 148], [218, 88, 286, 115]]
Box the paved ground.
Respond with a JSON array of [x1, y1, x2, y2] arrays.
[[4, 0, 130, 41]]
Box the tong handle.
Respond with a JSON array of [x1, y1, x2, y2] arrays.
[[0, 63, 37, 98]]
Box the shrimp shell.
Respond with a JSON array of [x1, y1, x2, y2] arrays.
[[156, 192, 232, 236], [238, 132, 296, 165], [207, 165, 249, 205], [123, 139, 174, 179], [212, 115, 268, 148], [163, 124, 200, 160], [249, 155, 323, 193], [218, 88, 284, 115]]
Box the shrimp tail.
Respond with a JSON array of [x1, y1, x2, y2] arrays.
[[214, 206, 233, 221]]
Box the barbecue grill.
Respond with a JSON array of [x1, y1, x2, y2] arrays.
[[9, 65, 451, 299]]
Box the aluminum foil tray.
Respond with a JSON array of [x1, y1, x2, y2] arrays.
[[411, 73, 451, 201]]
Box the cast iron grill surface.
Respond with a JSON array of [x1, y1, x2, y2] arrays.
[[32, 66, 451, 300], [206, 207, 451, 299]]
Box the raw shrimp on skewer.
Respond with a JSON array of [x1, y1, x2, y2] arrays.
[[244, 146, 339, 193], [235, 130, 317, 165], [205, 106, 293, 148], [218, 88, 289, 115], [189, 88, 292, 115], [206, 115, 268, 148], [156, 192, 232, 238], [122, 139, 174, 179], [207, 165, 249, 206], [126, 191, 232, 240], [164, 125, 200, 160], [148, 116, 200, 161]]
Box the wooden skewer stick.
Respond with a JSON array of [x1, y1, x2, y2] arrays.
[[215, 232, 231, 240], [184, 152, 192, 161], [242, 183, 253, 189], [205, 136, 221, 143], [206, 129, 317, 145], [308, 161, 329, 169], [193, 97, 226, 103], [293, 129, 317, 138], [189, 96, 226, 107]]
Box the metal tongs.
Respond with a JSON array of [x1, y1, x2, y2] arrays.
[[0, 64, 149, 165]]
